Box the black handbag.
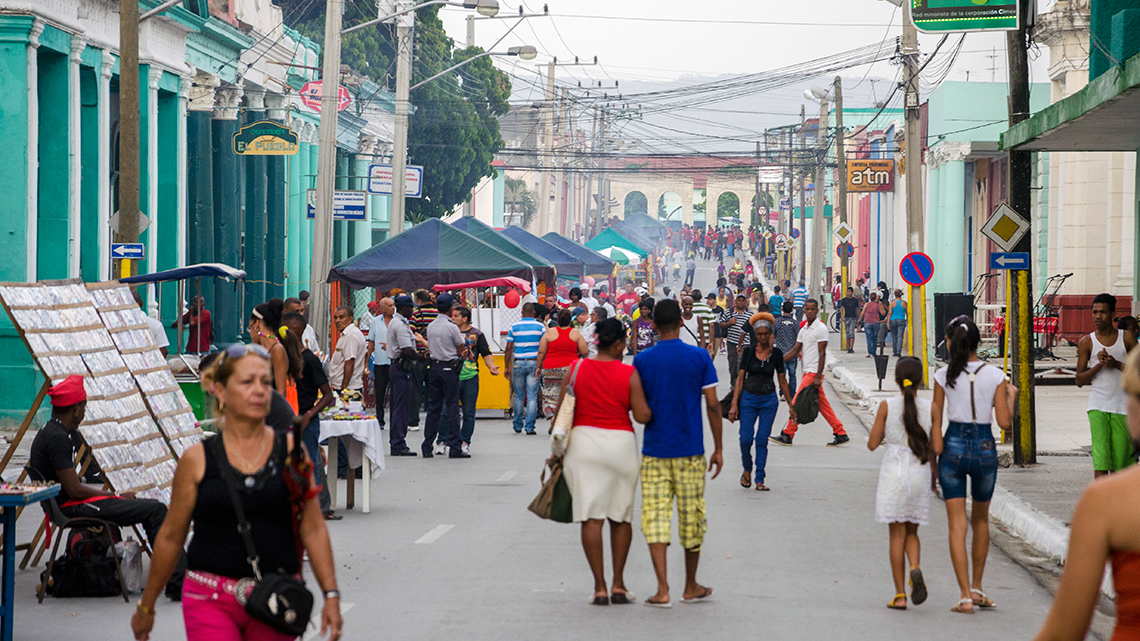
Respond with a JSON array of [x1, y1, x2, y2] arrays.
[[211, 436, 314, 637]]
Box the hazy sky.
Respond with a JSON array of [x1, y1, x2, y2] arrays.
[[437, 0, 1053, 117]]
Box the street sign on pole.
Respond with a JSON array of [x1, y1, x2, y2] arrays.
[[109, 209, 151, 236], [989, 252, 1030, 271], [832, 221, 853, 244], [981, 203, 1030, 253], [367, 164, 424, 197], [836, 242, 853, 259], [111, 243, 145, 260], [899, 251, 934, 287], [790, 228, 800, 240], [785, 238, 797, 250], [911, 0, 1019, 33], [762, 230, 772, 240], [307, 190, 368, 221], [299, 81, 352, 113]]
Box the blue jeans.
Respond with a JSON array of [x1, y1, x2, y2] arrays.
[[890, 318, 907, 355], [864, 322, 879, 355], [739, 391, 779, 482], [301, 416, 332, 513], [458, 375, 479, 443], [784, 359, 798, 398], [938, 422, 998, 502], [511, 359, 539, 433]]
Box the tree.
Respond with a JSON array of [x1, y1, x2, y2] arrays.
[[716, 192, 740, 220], [624, 191, 647, 216], [504, 176, 536, 228], [283, 3, 510, 221]]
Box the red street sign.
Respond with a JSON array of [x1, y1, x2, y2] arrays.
[[899, 251, 935, 287], [836, 242, 853, 259], [299, 81, 351, 113]]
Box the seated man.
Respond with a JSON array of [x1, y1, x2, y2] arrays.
[[29, 375, 184, 599]]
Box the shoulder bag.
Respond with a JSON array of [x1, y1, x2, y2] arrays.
[[211, 436, 314, 637], [527, 456, 573, 524]]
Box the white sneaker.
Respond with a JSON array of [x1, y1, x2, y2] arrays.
[[409, 425, 420, 432], [461, 442, 471, 456], [433, 441, 447, 456]]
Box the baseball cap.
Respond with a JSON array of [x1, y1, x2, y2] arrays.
[[436, 293, 454, 308], [394, 294, 414, 306]]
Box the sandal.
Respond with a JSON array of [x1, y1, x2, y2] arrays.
[[755, 483, 770, 491], [909, 568, 927, 605], [887, 594, 907, 610], [589, 593, 610, 606], [680, 586, 713, 604], [610, 590, 635, 605], [740, 471, 751, 488], [951, 598, 975, 614], [971, 588, 996, 609], [643, 597, 673, 609]]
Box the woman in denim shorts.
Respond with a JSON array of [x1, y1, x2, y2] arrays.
[[932, 317, 1017, 614]]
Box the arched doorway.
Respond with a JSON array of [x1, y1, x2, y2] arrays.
[[716, 192, 741, 223], [657, 191, 683, 222], [692, 188, 706, 229], [624, 191, 647, 216]]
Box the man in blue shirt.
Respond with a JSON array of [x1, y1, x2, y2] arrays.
[[505, 302, 545, 435], [792, 280, 809, 322], [633, 299, 723, 607]]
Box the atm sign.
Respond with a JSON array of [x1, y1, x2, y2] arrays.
[[846, 159, 895, 192]]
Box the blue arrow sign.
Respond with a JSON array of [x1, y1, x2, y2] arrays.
[[989, 252, 1030, 271], [111, 243, 145, 260]]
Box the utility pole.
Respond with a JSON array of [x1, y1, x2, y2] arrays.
[[835, 77, 849, 351], [390, 3, 413, 237], [117, 0, 140, 278], [753, 141, 761, 231], [810, 94, 829, 302], [1007, 0, 1036, 465], [798, 105, 806, 285], [538, 60, 555, 236], [310, 0, 344, 351], [466, 14, 475, 47], [902, 2, 928, 383]]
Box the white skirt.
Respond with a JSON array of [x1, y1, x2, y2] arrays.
[[562, 426, 640, 523], [874, 445, 933, 526]]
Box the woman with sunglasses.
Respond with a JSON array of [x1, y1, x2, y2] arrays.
[[1032, 348, 1140, 640], [131, 344, 342, 641], [931, 316, 1017, 613], [250, 299, 303, 398]]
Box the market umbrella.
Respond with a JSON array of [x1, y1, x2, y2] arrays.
[[601, 246, 640, 265], [585, 228, 649, 257]]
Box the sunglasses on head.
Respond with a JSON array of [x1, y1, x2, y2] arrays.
[[220, 343, 270, 364]]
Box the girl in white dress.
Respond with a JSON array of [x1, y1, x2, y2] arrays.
[[868, 357, 942, 611]]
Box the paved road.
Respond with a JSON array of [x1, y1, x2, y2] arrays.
[[16, 252, 1058, 640]]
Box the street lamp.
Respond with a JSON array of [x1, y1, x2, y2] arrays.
[[408, 45, 537, 91]]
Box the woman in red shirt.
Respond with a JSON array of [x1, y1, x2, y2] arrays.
[[552, 318, 651, 606], [537, 309, 589, 418]]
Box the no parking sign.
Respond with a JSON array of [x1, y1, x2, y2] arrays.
[[899, 252, 934, 287]]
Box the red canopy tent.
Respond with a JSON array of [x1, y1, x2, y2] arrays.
[[432, 277, 531, 293]]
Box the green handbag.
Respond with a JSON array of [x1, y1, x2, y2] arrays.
[[528, 457, 573, 523]]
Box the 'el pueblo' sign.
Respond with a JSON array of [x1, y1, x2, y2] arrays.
[[233, 120, 298, 156], [846, 159, 895, 192]]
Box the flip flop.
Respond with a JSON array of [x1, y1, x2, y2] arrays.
[[323, 511, 343, 521], [589, 594, 609, 606], [755, 483, 770, 491], [910, 568, 927, 605], [886, 594, 907, 610], [951, 598, 975, 614], [740, 471, 751, 488], [610, 591, 635, 605], [971, 589, 996, 608], [643, 598, 673, 609], [680, 586, 713, 604]]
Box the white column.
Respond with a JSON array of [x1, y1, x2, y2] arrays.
[[26, 19, 43, 282], [147, 66, 161, 280], [178, 76, 190, 269], [68, 36, 86, 278], [98, 50, 114, 282]]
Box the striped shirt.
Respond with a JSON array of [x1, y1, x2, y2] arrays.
[[506, 318, 545, 360], [792, 286, 809, 309], [719, 308, 752, 344], [410, 305, 439, 354]]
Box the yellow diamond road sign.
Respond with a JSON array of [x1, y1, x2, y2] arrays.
[[981, 204, 1029, 253], [833, 221, 853, 243], [762, 230, 772, 239]]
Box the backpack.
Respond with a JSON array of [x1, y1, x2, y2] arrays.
[[793, 385, 820, 424], [43, 525, 125, 598]]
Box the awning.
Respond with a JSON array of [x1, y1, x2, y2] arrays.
[[1002, 51, 1140, 152], [432, 277, 531, 293], [118, 263, 246, 284], [499, 226, 585, 280], [540, 234, 617, 277], [450, 217, 557, 284]]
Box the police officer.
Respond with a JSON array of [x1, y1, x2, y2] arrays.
[[422, 293, 467, 458], [387, 295, 421, 456]]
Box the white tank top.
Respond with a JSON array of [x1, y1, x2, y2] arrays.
[[1088, 331, 1129, 415]]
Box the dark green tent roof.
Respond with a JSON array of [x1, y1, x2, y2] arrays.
[[584, 228, 649, 257], [541, 233, 617, 277], [451, 217, 556, 284], [327, 218, 534, 290]]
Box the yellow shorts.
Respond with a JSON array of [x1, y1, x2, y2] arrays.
[[640, 455, 708, 551]]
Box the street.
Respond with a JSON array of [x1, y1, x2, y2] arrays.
[[13, 254, 1060, 640]]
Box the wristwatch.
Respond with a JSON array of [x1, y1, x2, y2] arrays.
[[323, 589, 341, 600]]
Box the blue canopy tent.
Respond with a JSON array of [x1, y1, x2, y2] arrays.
[[540, 233, 618, 278], [499, 226, 585, 281]]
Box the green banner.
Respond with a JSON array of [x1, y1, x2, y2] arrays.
[[233, 120, 299, 155], [911, 0, 1018, 33]]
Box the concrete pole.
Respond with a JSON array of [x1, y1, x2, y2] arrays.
[[537, 61, 555, 235], [798, 106, 806, 285], [810, 96, 829, 302], [835, 77, 849, 350], [901, 2, 928, 384], [466, 14, 475, 47], [310, 0, 344, 352], [390, 10, 412, 237]]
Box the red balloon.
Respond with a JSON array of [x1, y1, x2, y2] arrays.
[[584, 276, 596, 287], [504, 289, 521, 309]]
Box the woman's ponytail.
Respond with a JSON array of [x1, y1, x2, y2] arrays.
[[896, 357, 932, 463]]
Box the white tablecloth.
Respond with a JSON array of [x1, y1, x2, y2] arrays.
[[319, 417, 385, 478]]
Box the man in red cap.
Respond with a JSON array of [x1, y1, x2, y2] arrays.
[[29, 375, 185, 599]]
